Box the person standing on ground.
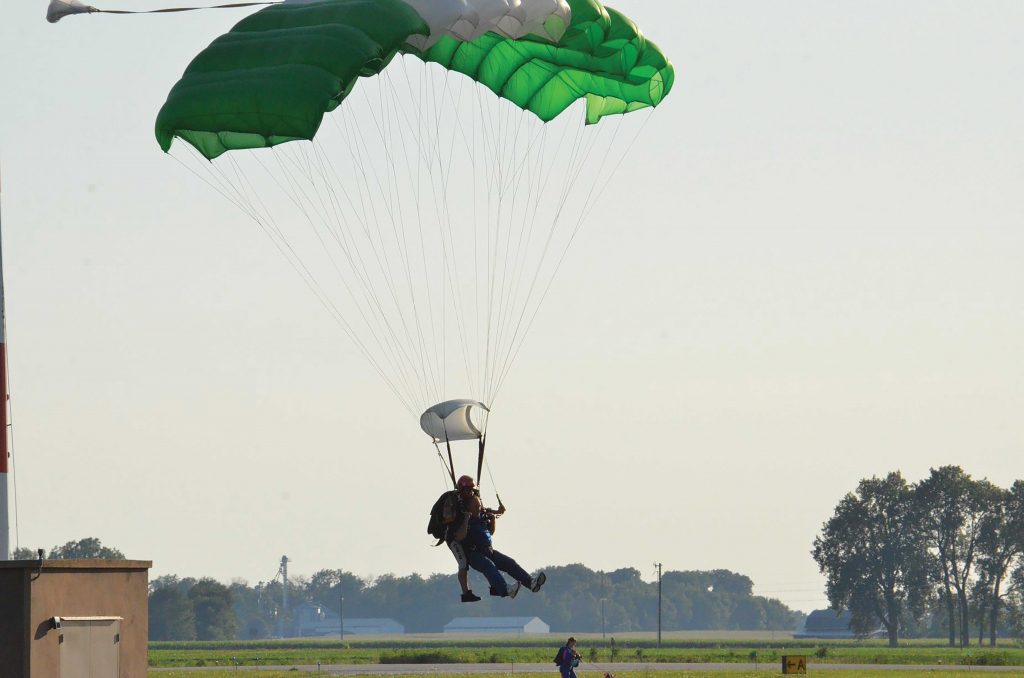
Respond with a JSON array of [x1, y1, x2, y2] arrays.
[[556, 637, 581, 678]]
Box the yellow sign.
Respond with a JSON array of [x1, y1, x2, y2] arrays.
[[781, 655, 807, 674]]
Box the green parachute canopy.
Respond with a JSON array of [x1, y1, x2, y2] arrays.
[[155, 0, 674, 159]]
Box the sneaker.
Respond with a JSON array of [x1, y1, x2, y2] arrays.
[[530, 572, 546, 593], [461, 591, 481, 603], [507, 581, 521, 599]]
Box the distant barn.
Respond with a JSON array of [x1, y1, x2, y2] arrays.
[[443, 616, 550, 634], [795, 609, 884, 639], [294, 603, 404, 636]]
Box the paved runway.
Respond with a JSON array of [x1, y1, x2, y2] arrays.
[[152, 661, 1022, 673]]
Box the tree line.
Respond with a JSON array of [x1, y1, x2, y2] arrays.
[[812, 465, 1024, 648], [145, 565, 799, 640], [12, 538, 799, 640]]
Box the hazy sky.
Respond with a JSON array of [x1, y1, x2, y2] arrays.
[[2, 1, 1023, 616]]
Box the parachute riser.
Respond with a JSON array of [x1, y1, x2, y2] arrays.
[[444, 434, 457, 489]]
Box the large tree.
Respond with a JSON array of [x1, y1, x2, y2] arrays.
[[149, 585, 196, 641], [49, 537, 125, 559], [812, 472, 931, 647], [976, 481, 1024, 645], [188, 578, 238, 641], [916, 466, 993, 647]]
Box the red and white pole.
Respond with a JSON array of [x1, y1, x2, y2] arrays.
[[0, 172, 9, 561]]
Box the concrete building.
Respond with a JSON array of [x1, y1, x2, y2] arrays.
[[0, 558, 152, 678], [443, 616, 550, 634]]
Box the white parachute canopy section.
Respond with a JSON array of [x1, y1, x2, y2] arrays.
[[283, 0, 571, 48], [399, 0, 571, 47], [420, 399, 489, 443], [50, 0, 571, 37]]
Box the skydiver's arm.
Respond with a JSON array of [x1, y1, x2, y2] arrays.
[[483, 498, 506, 517]]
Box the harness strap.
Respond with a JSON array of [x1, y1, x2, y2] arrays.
[[476, 434, 486, 486]]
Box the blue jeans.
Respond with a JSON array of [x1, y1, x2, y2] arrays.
[[466, 547, 531, 596]]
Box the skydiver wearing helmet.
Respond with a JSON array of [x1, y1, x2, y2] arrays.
[[442, 475, 488, 602]]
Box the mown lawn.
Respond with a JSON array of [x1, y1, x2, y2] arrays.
[[147, 671, 1024, 678], [148, 639, 1024, 669]]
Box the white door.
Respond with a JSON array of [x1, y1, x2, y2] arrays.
[[59, 618, 120, 678]]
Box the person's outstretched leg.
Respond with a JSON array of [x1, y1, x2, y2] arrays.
[[489, 549, 532, 587], [467, 550, 509, 596]]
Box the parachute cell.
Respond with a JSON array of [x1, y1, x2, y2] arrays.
[[419, 0, 674, 123]]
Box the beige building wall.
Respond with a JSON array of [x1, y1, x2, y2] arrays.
[[0, 560, 151, 678]]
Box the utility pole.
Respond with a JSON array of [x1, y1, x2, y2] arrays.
[[600, 570, 607, 640], [339, 586, 345, 641], [0, 169, 10, 562], [654, 562, 662, 649], [281, 555, 289, 613], [278, 555, 289, 638]]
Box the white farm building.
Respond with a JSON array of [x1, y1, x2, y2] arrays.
[[443, 616, 550, 634], [294, 603, 405, 636]]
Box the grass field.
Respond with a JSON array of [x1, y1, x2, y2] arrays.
[[147, 638, 1024, 669], [147, 671, 1024, 678]]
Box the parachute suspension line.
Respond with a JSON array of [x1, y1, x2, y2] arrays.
[[483, 456, 501, 504], [279, 141, 425, 411], [265, 143, 422, 409], [424, 68, 476, 406], [340, 99, 434, 409], [489, 112, 551, 401], [436, 71, 494, 404], [491, 111, 656, 401], [382, 66, 446, 406], [442, 423, 457, 488], [386, 59, 470, 407], [381, 72, 443, 407], [486, 112, 598, 405], [332, 104, 435, 410], [498, 121, 553, 386], [484, 107, 527, 403], [256, 140, 424, 416], [247, 147, 423, 415], [169, 147, 416, 416], [470, 78, 481, 403], [397, 59, 444, 401], [438, 71, 488, 405], [477, 406, 493, 489], [479, 82, 508, 403], [366, 70, 440, 406], [376, 60, 448, 408], [478, 82, 505, 404], [306, 129, 428, 411], [434, 442, 455, 489], [282, 141, 425, 417]]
